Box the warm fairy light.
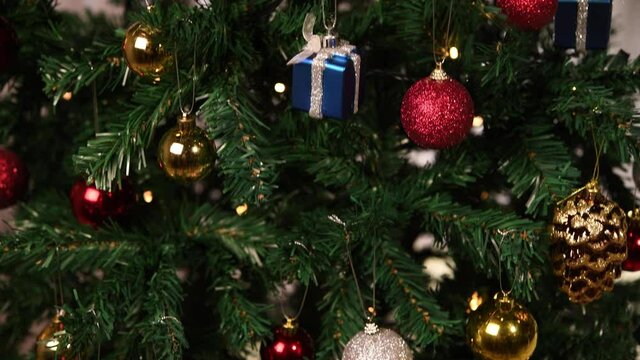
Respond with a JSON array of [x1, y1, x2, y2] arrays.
[[472, 115, 484, 127], [469, 291, 483, 311], [236, 203, 249, 216], [572, 86, 577, 91], [62, 92, 73, 101], [45, 339, 60, 350], [449, 46, 459, 60], [143, 190, 153, 203], [274, 82, 286, 93]]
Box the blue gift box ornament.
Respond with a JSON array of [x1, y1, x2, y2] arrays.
[[287, 13, 362, 120], [555, 0, 612, 52]]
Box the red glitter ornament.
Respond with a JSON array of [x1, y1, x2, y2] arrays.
[[496, 0, 558, 31], [261, 319, 314, 360], [70, 179, 134, 227], [0, 148, 28, 209], [400, 67, 474, 149], [623, 211, 640, 271], [0, 17, 18, 74]]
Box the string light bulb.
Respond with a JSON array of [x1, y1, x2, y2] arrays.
[[274, 82, 286, 93], [449, 46, 459, 60], [62, 92, 73, 101], [472, 115, 484, 127], [236, 203, 248, 216], [143, 190, 153, 203]]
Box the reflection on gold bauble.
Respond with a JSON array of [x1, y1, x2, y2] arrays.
[[466, 292, 538, 360], [158, 114, 216, 182], [550, 180, 627, 304], [36, 311, 76, 360], [122, 22, 172, 81]]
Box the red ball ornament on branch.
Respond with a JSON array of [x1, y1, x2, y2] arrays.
[[400, 66, 474, 149], [496, 0, 558, 31], [0, 148, 28, 209], [623, 210, 640, 272], [70, 179, 134, 227], [261, 318, 314, 360]]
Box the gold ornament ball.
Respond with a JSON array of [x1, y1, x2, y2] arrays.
[[122, 22, 172, 81], [36, 312, 76, 360], [466, 292, 538, 360], [158, 113, 216, 182], [550, 180, 627, 304]]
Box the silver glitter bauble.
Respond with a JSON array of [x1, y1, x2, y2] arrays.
[[342, 326, 413, 360]]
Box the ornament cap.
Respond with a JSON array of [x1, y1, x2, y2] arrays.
[[281, 317, 299, 336], [322, 34, 338, 48], [364, 322, 379, 335], [429, 64, 449, 81]]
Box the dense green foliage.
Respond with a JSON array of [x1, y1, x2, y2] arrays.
[[1, 0, 640, 358]]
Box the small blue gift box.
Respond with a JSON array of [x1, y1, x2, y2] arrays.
[[291, 44, 363, 120], [555, 0, 612, 51]]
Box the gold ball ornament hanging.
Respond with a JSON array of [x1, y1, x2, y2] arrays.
[[122, 21, 172, 81], [158, 113, 216, 182], [550, 180, 627, 304], [466, 292, 538, 360], [36, 311, 77, 360]]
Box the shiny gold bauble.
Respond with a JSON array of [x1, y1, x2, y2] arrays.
[[550, 180, 627, 304], [36, 312, 76, 360], [466, 292, 538, 360], [122, 22, 172, 81], [158, 114, 216, 182]]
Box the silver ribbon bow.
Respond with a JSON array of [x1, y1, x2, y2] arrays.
[[288, 13, 361, 119], [575, 0, 589, 53]]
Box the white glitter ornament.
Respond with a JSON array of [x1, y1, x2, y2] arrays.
[[342, 323, 413, 360]]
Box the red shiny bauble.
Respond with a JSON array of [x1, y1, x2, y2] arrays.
[[496, 0, 558, 31], [400, 71, 474, 149], [261, 323, 314, 360], [0, 17, 18, 74], [0, 148, 28, 209], [70, 179, 134, 227], [623, 215, 640, 271]]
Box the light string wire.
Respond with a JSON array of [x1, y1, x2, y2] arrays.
[[174, 33, 198, 117], [321, 0, 338, 33], [329, 215, 376, 321], [432, 0, 455, 66]]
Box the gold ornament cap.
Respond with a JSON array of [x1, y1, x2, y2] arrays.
[[429, 63, 449, 81], [281, 317, 299, 336]]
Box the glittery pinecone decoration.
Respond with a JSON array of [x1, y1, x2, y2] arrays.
[[550, 180, 627, 304]]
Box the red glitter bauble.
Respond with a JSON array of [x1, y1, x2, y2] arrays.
[[70, 179, 134, 227], [496, 0, 558, 31], [261, 323, 314, 360], [400, 70, 474, 149], [0, 17, 18, 74], [0, 148, 28, 209], [623, 213, 640, 271]]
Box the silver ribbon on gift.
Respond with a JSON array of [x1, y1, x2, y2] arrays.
[[288, 13, 361, 119], [575, 0, 589, 53]]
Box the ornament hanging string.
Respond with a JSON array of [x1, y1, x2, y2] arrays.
[[321, 0, 338, 34], [557, 129, 605, 205], [493, 230, 515, 296], [174, 34, 198, 117], [278, 241, 314, 322], [92, 81, 100, 133], [328, 215, 376, 322], [432, 0, 455, 66]]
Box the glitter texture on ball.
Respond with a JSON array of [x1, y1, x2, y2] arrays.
[[0, 148, 28, 209], [496, 0, 558, 31], [342, 327, 412, 360], [400, 69, 474, 149]]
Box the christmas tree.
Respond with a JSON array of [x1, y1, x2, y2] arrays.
[[1, 0, 640, 359]]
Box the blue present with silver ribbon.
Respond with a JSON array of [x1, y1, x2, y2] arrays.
[[554, 0, 612, 52], [287, 14, 362, 120]]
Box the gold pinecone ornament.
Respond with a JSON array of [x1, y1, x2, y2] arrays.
[[550, 180, 627, 304]]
